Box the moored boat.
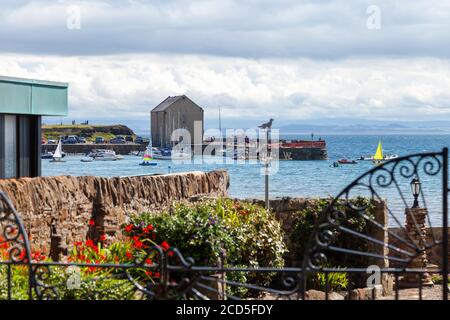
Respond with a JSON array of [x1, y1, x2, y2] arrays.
[[384, 153, 399, 160], [373, 141, 385, 165], [152, 147, 191, 160], [139, 146, 157, 166], [338, 159, 357, 164], [87, 149, 119, 161], [49, 140, 65, 163], [359, 155, 373, 161]]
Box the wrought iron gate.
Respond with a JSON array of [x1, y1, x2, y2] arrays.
[[0, 149, 448, 300]]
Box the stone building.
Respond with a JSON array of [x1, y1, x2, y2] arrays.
[[0, 76, 68, 179], [151, 95, 204, 148]]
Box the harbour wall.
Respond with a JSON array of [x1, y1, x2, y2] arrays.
[[0, 170, 229, 259], [42, 143, 328, 160], [279, 147, 328, 160], [42, 143, 146, 155]]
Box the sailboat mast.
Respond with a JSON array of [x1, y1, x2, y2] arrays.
[[218, 105, 222, 134]]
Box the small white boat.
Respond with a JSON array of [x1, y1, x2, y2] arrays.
[[384, 154, 399, 160], [80, 157, 93, 162], [88, 149, 115, 157], [94, 154, 117, 161], [50, 140, 65, 162], [152, 148, 191, 160], [88, 149, 119, 161]]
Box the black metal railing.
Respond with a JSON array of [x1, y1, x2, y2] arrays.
[[0, 149, 448, 300]]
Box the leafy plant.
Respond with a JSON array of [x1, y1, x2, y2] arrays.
[[310, 269, 349, 291], [290, 197, 375, 267], [123, 198, 287, 297]]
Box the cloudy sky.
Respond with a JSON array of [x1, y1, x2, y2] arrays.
[[1, 0, 449, 128]]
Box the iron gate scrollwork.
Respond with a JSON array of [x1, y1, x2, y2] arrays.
[[0, 149, 448, 300]]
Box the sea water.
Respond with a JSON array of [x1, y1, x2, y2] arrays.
[[42, 135, 450, 226]]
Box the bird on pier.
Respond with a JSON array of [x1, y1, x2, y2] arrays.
[[258, 118, 274, 130]]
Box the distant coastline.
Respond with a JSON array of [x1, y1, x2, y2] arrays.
[[43, 117, 450, 136]]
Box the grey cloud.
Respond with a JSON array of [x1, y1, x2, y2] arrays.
[[0, 0, 449, 59]]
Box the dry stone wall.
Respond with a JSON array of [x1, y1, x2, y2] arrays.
[[0, 170, 229, 259]]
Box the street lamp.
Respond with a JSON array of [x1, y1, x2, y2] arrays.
[[410, 176, 421, 208], [258, 119, 274, 211]]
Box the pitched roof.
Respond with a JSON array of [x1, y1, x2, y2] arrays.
[[151, 95, 203, 112]]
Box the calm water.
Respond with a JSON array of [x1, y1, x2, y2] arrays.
[[42, 135, 450, 226]]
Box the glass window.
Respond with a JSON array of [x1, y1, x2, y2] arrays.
[[4, 115, 17, 178]]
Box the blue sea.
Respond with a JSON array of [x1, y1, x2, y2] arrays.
[[42, 135, 450, 226]]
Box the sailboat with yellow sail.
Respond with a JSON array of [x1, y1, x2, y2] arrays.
[[373, 141, 384, 165]]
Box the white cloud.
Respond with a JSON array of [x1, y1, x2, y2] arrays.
[[0, 1, 449, 125], [1, 53, 449, 123]]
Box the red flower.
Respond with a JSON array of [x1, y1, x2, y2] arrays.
[[145, 258, 153, 265], [125, 251, 133, 259], [89, 219, 95, 226], [75, 241, 83, 247], [100, 234, 106, 241], [19, 249, 26, 260], [134, 239, 144, 249], [31, 251, 45, 261], [144, 225, 154, 233], [161, 241, 170, 251], [77, 254, 86, 261], [85, 239, 94, 248], [154, 272, 160, 278], [124, 224, 134, 233], [145, 270, 153, 277]]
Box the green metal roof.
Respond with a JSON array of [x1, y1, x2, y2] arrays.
[[0, 76, 68, 116]]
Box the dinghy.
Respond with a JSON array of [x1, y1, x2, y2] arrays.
[[373, 141, 384, 165], [50, 140, 65, 162], [139, 146, 157, 166]]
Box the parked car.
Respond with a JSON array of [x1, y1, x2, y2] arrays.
[[47, 139, 57, 144], [109, 136, 126, 144], [125, 135, 133, 142], [63, 136, 78, 144], [135, 136, 144, 144], [78, 137, 87, 143], [95, 137, 105, 144]]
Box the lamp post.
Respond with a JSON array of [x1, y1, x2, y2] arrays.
[[410, 176, 421, 208], [263, 128, 271, 211], [258, 119, 274, 211], [401, 175, 433, 287]]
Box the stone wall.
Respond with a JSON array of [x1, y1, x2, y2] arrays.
[[245, 197, 389, 269], [0, 170, 229, 259], [388, 227, 450, 268]]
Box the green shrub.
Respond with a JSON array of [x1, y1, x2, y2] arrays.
[[123, 198, 287, 296], [290, 197, 374, 267]]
